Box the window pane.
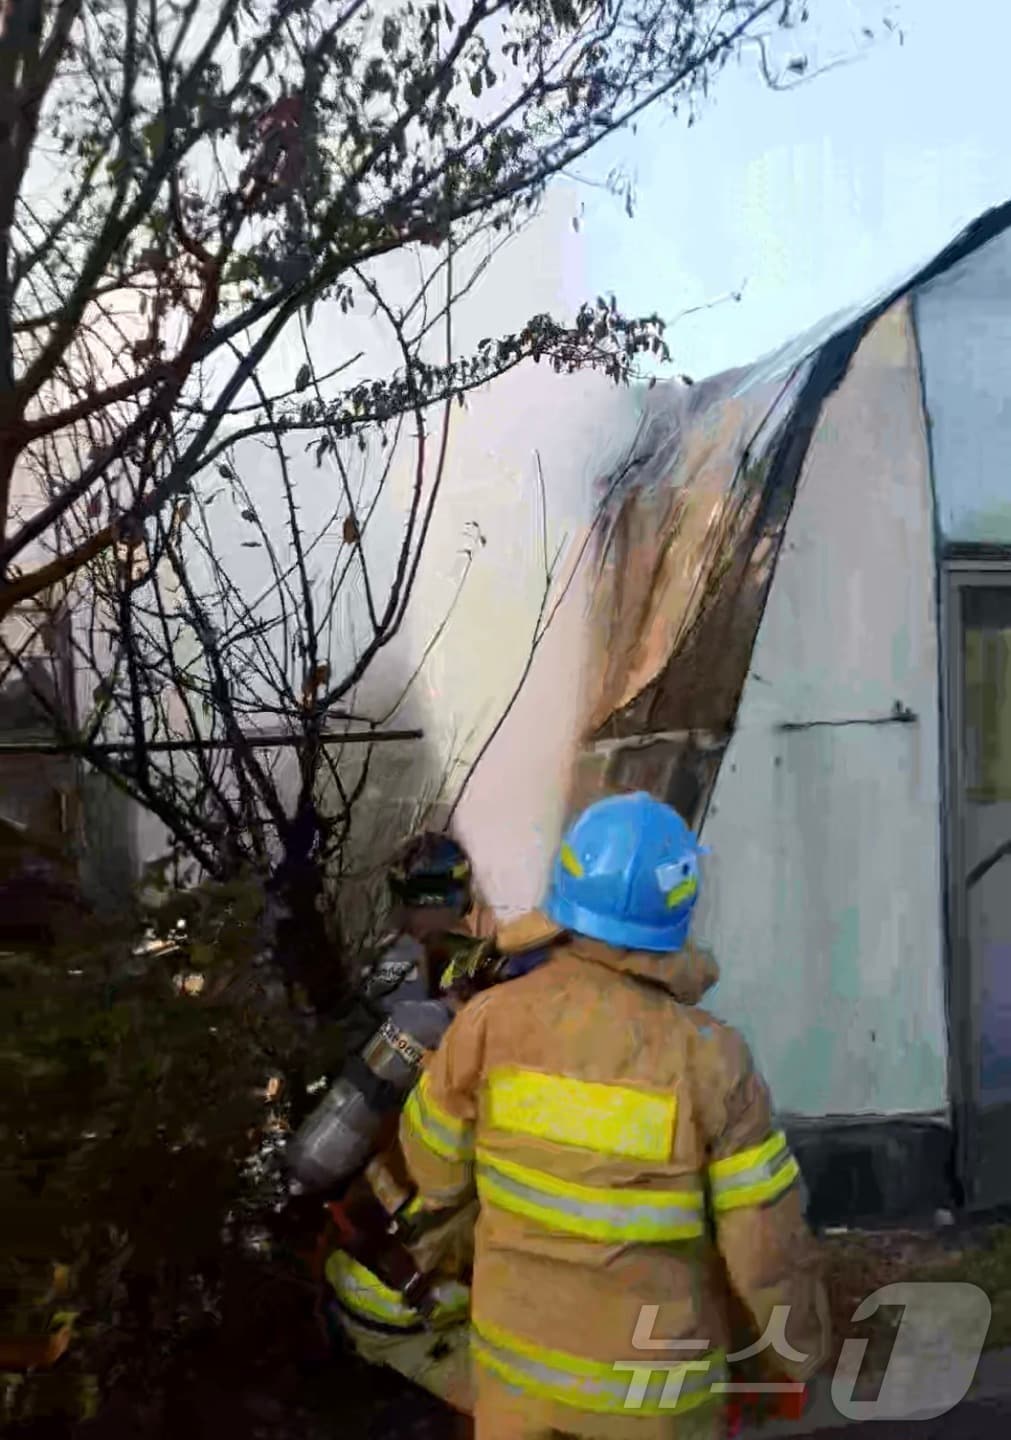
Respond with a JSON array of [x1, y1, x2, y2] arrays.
[[964, 588, 1011, 801], [962, 586, 1011, 1106]]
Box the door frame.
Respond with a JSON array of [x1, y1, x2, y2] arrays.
[[943, 555, 1011, 1208]]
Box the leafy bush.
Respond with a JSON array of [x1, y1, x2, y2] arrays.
[[0, 864, 309, 1427]]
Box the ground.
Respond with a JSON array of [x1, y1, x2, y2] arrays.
[[804, 1399, 1011, 1440], [772, 1224, 1011, 1440], [65, 1248, 467, 1440], [14, 1220, 1011, 1438], [821, 1222, 1011, 1367]]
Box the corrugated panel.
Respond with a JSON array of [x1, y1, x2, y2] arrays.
[[694, 305, 948, 1119], [915, 223, 1011, 544]]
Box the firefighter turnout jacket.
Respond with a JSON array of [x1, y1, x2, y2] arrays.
[[400, 918, 830, 1437]]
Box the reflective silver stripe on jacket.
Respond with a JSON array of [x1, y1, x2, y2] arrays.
[[476, 1150, 706, 1242]]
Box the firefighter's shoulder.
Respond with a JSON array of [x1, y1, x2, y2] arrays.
[[683, 1005, 756, 1082], [493, 908, 565, 957]]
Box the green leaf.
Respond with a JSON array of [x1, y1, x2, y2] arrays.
[[295, 364, 311, 392]]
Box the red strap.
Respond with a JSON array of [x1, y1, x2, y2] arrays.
[[775, 1386, 808, 1421], [725, 1385, 808, 1428], [326, 1200, 358, 1248]]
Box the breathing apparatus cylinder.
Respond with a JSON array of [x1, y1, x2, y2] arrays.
[[287, 830, 470, 1196], [285, 997, 452, 1195]]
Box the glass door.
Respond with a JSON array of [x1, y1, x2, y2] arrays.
[[948, 566, 1011, 1208]]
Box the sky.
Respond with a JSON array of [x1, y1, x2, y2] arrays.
[[570, 0, 1011, 382]]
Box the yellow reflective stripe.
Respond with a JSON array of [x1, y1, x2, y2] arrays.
[[665, 876, 698, 909], [708, 1131, 800, 1211], [324, 1252, 421, 1328], [709, 1130, 788, 1180], [485, 1066, 676, 1162], [325, 1252, 470, 1329], [428, 1280, 471, 1323], [473, 1316, 725, 1416], [403, 1072, 474, 1163], [560, 843, 584, 878], [476, 1149, 705, 1242]]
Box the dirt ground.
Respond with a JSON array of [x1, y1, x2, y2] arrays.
[[821, 1221, 1011, 1374], [15, 1222, 1009, 1440], [74, 1257, 467, 1440]]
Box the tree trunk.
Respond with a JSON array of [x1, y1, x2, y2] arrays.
[[269, 808, 347, 1020]]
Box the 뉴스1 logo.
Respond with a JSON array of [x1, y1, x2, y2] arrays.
[[378, 1019, 424, 1070], [615, 1285, 992, 1418]]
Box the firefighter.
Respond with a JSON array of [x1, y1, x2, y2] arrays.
[[360, 830, 498, 1013], [286, 831, 549, 1416], [400, 791, 831, 1440]]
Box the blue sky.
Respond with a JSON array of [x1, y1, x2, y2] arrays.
[[574, 0, 1011, 381]]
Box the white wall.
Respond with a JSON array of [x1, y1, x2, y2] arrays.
[[694, 301, 950, 1119]]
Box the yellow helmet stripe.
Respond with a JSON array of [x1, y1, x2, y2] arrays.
[[665, 876, 698, 909], [559, 843, 584, 878]]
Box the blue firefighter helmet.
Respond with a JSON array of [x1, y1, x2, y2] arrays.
[[543, 791, 707, 953]]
